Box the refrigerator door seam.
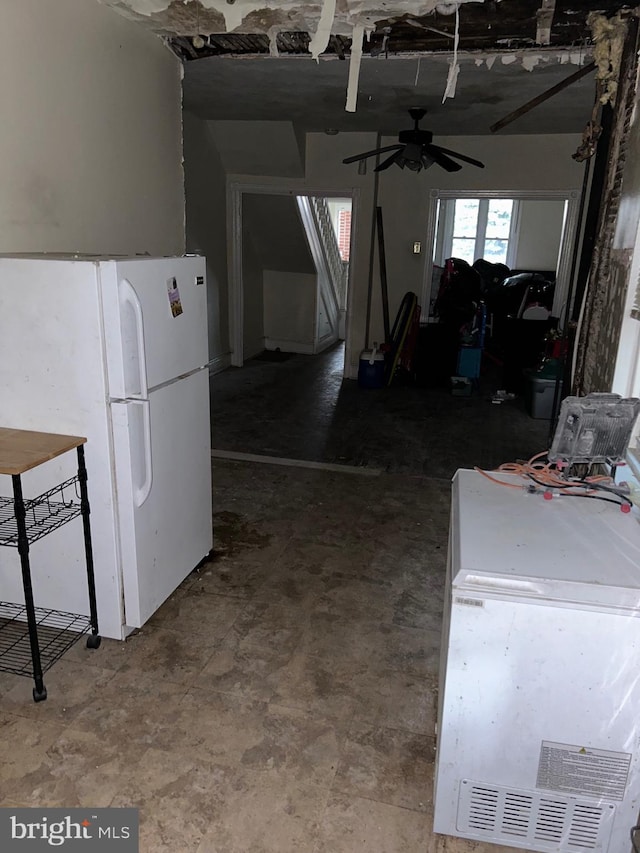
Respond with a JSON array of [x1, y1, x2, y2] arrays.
[[146, 363, 208, 395]]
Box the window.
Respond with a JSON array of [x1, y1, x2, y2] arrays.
[[439, 198, 519, 267], [327, 198, 352, 262], [337, 209, 351, 261]]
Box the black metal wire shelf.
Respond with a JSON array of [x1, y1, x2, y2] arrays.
[[0, 476, 82, 546], [0, 601, 92, 677]]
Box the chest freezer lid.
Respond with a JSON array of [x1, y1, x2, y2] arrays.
[[452, 468, 640, 611]]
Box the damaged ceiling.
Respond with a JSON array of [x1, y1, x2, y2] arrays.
[[102, 0, 636, 135], [105, 0, 633, 54]]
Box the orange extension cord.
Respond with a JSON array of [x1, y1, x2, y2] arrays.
[[474, 451, 615, 494]]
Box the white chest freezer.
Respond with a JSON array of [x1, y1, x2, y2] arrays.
[[434, 469, 640, 853]]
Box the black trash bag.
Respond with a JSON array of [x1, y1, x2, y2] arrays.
[[434, 258, 483, 328], [472, 259, 511, 297], [486, 272, 555, 319]]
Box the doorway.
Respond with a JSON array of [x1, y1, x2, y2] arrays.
[[228, 182, 358, 377], [423, 189, 581, 325]]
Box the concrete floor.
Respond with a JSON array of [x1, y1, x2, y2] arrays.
[[0, 348, 545, 851], [211, 344, 550, 477]]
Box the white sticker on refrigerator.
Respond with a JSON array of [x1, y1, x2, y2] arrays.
[[536, 740, 631, 801], [454, 596, 484, 608], [167, 277, 183, 317]]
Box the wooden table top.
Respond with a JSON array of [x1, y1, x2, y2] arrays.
[[0, 428, 86, 475]]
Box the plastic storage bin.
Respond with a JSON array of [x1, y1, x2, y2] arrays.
[[525, 370, 563, 419], [358, 345, 385, 389], [457, 347, 482, 379]]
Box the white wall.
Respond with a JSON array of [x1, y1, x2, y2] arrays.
[[0, 0, 184, 255], [183, 112, 229, 362], [242, 228, 265, 360], [243, 194, 315, 273], [515, 200, 566, 270], [263, 270, 317, 350], [211, 121, 305, 178]]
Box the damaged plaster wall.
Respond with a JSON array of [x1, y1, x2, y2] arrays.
[[575, 16, 640, 395], [0, 0, 184, 255]]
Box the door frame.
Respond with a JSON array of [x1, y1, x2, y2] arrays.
[[228, 180, 360, 376], [422, 188, 582, 324]]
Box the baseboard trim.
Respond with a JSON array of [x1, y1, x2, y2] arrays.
[[211, 448, 382, 476], [264, 338, 315, 355], [315, 331, 339, 353], [208, 353, 232, 375]]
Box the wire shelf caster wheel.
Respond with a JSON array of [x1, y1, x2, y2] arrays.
[[32, 686, 47, 703], [86, 634, 101, 650]]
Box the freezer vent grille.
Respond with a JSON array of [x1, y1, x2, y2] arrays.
[[458, 780, 615, 851]]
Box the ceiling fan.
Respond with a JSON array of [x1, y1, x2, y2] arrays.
[[343, 108, 485, 173]]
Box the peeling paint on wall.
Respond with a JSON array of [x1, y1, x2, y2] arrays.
[[346, 23, 365, 111], [522, 54, 541, 71], [441, 4, 460, 101], [309, 0, 337, 61], [535, 0, 556, 46]]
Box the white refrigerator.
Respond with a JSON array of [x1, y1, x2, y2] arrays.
[[434, 469, 640, 853], [0, 256, 212, 639]]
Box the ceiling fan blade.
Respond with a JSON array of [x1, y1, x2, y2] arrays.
[[425, 147, 461, 173], [374, 150, 402, 172], [430, 145, 485, 169], [343, 144, 402, 165]]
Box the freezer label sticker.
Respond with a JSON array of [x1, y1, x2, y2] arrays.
[[454, 596, 484, 608], [195, 275, 204, 286], [167, 278, 183, 317], [536, 740, 631, 801], [0, 807, 138, 850]]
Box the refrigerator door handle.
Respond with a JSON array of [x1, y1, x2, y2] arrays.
[[119, 277, 148, 399], [132, 398, 153, 507]]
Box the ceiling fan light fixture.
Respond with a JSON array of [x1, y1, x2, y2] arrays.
[[398, 143, 424, 171], [342, 109, 485, 175]]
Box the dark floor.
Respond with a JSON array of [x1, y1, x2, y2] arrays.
[[211, 343, 550, 478]]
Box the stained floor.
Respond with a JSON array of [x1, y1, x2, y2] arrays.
[[0, 348, 542, 851], [211, 343, 550, 477]]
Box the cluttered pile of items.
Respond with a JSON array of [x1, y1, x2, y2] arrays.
[[422, 256, 560, 410]]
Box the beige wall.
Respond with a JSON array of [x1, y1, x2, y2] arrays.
[[242, 227, 265, 360], [263, 270, 317, 349], [243, 195, 315, 273], [0, 0, 184, 255], [184, 112, 229, 359]]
